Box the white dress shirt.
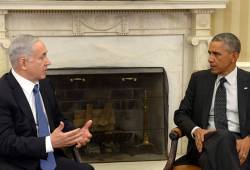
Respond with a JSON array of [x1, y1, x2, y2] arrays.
[[12, 69, 54, 152]]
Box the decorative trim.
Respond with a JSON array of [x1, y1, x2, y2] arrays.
[[8, 9, 190, 14], [190, 9, 215, 14], [0, 0, 227, 11], [188, 36, 211, 46], [0, 38, 10, 49]]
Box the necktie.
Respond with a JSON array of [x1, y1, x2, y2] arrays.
[[214, 77, 228, 130], [33, 84, 56, 170]]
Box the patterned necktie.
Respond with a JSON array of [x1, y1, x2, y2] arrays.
[[33, 84, 56, 170], [214, 77, 228, 130]]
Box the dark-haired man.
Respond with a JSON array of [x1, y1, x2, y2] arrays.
[[174, 32, 250, 170]]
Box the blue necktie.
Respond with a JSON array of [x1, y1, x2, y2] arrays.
[[33, 84, 56, 170]]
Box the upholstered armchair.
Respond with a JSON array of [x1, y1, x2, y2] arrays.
[[164, 127, 201, 170]]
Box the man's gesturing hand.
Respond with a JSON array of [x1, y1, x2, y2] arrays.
[[50, 121, 83, 148], [76, 120, 93, 148]]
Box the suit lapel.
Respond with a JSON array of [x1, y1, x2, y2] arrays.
[[201, 72, 217, 128], [7, 72, 37, 135]]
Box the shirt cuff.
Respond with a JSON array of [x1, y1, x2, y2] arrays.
[[45, 136, 54, 153], [191, 126, 200, 139]]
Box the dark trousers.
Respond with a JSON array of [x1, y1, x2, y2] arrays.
[[175, 130, 250, 170], [55, 156, 94, 170], [200, 130, 250, 170], [0, 157, 94, 170]]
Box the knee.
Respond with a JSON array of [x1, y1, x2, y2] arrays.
[[216, 130, 236, 145]]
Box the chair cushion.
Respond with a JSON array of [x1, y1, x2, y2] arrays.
[[173, 165, 201, 170]]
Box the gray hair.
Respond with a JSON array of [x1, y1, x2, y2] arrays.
[[8, 34, 39, 67], [211, 32, 241, 54]]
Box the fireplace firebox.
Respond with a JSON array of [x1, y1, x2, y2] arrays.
[[47, 67, 168, 163]]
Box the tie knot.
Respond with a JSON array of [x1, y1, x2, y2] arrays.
[[33, 84, 39, 94], [220, 77, 227, 84]]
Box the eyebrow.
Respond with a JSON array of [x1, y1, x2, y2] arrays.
[[208, 50, 223, 57]]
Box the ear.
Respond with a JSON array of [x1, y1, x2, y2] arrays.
[[17, 57, 28, 71], [231, 52, 239, 63]]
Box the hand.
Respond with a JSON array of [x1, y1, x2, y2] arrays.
[[193, 128, 216, 153], [50, 121, 83, 148], [236, 136, 250, 165], [75, 120, 93, 148]]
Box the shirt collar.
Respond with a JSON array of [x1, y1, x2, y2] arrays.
[[11, 69, 39, 95], [216, 67, 237, 85]]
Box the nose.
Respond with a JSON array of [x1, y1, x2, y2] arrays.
[[208, 53, 214, 63], [45, 57, 51, 66]]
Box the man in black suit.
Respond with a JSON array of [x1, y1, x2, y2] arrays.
[[0, 34, 94, 170], [174, 33, 250, 170]]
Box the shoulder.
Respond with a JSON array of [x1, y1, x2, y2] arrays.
[[0, 73, 13, 92], [39, 77, 55, 94], [237, 68, 250, 84], [190, 69, 214, 81], [238, 68, 250, 77]]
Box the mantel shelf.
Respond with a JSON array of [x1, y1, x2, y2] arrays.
[[0, 0, 226, 10]]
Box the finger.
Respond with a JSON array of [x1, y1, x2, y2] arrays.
[[82, 120, 93, 130], [55, 121, 64, 132], [240, 155, 246, 165], [236, 140, 241, 153], [200, 134, 205, 142], [63, 128, 81, 138], [195, 137, 202, 153], [76, 142, 82, 148]]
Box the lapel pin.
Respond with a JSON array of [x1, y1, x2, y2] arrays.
[[244, 87, 248, 90]]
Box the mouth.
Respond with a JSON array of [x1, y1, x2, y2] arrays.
[[209, 65, 216, 69]]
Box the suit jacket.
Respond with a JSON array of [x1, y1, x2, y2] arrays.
[[0, 71, 74, 170], [174, 68, 250, 159]]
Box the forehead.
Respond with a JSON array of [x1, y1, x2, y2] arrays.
[[32, 40, 47, 53], [209, 41, 228, 50]]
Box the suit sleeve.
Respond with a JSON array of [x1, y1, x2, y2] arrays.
[[0, 95, 47, 158], [174, 72, 198, 139]]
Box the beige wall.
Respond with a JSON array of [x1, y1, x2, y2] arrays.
[[212, 0, 250, 62]]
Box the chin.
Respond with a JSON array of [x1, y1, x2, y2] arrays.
[[40, 75, 47, 80], [210, 69, 218, 75]]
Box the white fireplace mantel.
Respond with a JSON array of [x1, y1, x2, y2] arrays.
[[0, 0, 226, 10]]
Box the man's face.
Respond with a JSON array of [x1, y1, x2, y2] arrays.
[[25, 40, 51, 82], [208, 41, 238, 76]]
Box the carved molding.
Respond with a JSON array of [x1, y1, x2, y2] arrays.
[[73, 13, 129, 35], [188, 36, 211, 46], [190, 9, 215, 14], [0, 38, 10, 49]]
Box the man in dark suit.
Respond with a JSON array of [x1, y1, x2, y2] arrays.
[[0, 34, 94, 170], [174, 33, 250, 170]]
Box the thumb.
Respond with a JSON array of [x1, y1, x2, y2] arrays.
[[83, 120, 93, 130], [56, 121, 64, 132]]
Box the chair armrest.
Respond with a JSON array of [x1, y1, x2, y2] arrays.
[[72, 146, 82, 163], [163, 127, 184, 170]]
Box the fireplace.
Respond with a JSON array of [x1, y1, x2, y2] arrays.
[[47, 67, 168, 162]]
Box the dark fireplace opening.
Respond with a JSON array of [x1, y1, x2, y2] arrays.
[[47, 67, 169, 163]]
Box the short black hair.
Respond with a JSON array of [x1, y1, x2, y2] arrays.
[[211, 32, 241, 54]]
